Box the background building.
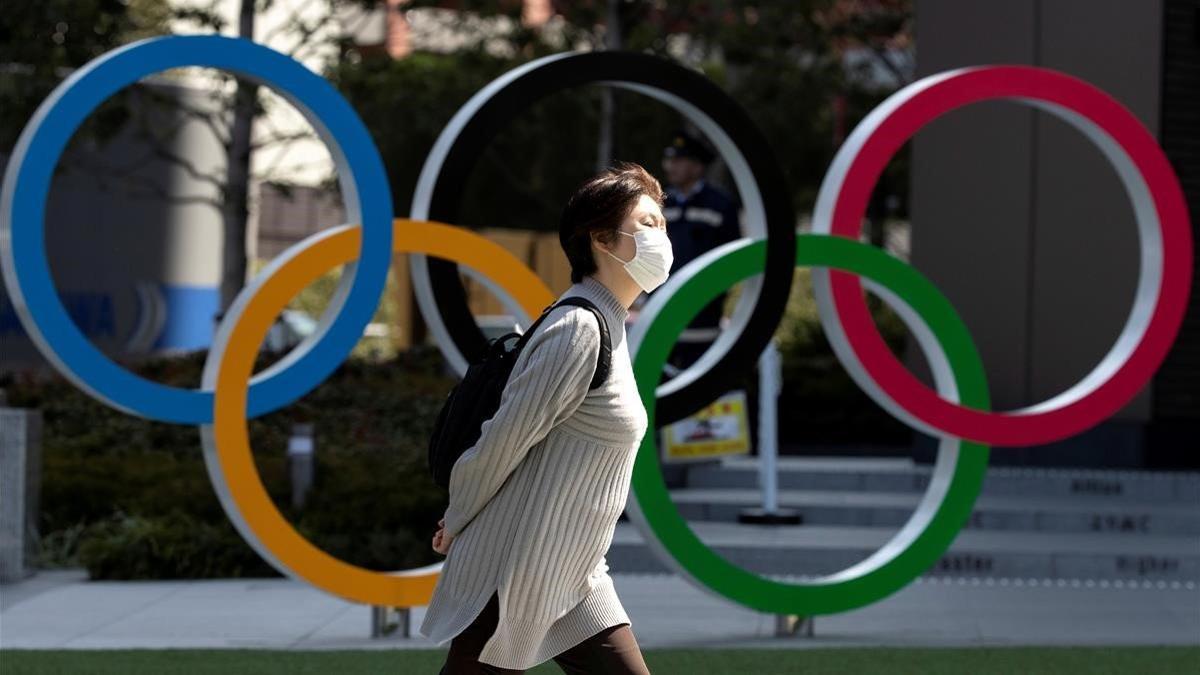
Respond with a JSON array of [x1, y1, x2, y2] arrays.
[[908, 0, 1198, 468]]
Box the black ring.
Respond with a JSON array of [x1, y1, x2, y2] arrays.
[[418, 51, 795, 426]]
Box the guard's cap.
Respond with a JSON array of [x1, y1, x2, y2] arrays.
[[663, 129, 715, 164]]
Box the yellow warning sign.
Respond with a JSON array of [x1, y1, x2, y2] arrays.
[[662, 390, 750, 463]]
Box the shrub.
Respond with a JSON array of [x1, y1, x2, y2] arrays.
[[736, 267, 914, 445], [3, 346, 455, 580], [78, 510, 277, 580]]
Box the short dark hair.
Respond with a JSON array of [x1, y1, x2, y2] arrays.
[[558, 161, 665, 284]]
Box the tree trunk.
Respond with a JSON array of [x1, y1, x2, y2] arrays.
[[595, 0, 621, 172], [220, 0, 257, 316]]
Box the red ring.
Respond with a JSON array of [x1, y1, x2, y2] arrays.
[[827, 66, 1191, 446]]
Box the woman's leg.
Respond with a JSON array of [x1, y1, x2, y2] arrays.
[[551, 623, 651, 675], [438, 591, 526, 675]]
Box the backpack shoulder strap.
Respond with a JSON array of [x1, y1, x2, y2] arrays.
[[552, 296, 612, 390], [513, 296, 612, 390]]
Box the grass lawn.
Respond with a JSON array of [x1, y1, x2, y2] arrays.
[[2, 646, 1197, 674]]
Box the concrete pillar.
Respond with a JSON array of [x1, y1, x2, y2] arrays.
[[0, 408, 43, 582]]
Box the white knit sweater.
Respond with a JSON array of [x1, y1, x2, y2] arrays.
[[418, 275, 648, 670]]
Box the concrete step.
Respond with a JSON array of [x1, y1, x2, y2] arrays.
[[683, 456, 1200, 503], [668, 488, 1200, 535], [605, 521, 1200, 581]]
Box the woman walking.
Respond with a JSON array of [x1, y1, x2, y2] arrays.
[[419, 162, 672, 674]]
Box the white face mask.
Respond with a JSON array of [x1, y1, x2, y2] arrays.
[[604, 227, 674, 293]]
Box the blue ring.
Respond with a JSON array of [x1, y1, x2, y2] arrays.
[[0, 35, 393, 424]]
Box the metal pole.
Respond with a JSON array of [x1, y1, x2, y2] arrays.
[[759, 340, 780, 513], [371, 605, 387, 638], [738, 339, 800, 525], [288, 423, 315, 510], [776, 613, 815, 637], [370, 606, 412, 638]]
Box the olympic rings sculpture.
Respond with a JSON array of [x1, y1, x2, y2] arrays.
[[1, 35, 1191, 615]]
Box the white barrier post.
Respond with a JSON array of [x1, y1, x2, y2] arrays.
[[735, 339, 807, 636], [760, 340, 780, 513], [288, 423, 315, 510], [371, 605, 411, 638], [738, 339, 800, 525]]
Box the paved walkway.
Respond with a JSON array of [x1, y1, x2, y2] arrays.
[[2, 569, 1196, 651]]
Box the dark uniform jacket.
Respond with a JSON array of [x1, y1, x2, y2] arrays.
[[647, 180, 741, 332]]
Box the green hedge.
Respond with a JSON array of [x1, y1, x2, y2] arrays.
[[4, 297, 914, 580], [2, 346, 454, 580], [770, 267, 912, 445]]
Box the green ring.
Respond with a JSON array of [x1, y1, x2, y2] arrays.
[[629, 234, 992, 614]]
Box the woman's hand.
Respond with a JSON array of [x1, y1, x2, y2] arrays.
[[432, 516, 454, 555]]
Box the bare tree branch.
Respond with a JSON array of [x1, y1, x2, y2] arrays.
[[261, 0, 324, 44], [250, 130, 317, 151], [125, 101, 229, 190], [137, 84, 235, 148], [58, 149, 225, 211], [867, 43, 909, 84], [149, 144, 228, 190], [115, 184, 225, 209], [171, 0, 229, 32]]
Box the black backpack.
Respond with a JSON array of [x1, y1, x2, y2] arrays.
[[427, 296, 612, 490]]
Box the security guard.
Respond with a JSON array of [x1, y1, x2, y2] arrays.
[[649, 129, 742, 373]]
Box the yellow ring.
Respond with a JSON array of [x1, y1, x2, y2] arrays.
[[208, 218, 554, 606]]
